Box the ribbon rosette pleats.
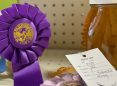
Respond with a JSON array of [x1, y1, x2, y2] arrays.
[[0, 3, 51, 86]]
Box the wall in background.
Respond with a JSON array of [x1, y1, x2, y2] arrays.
[[20, 0, 90, 49], [0, 0, 17, 10]]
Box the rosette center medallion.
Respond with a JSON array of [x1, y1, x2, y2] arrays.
[[9, 18, 37, 49]]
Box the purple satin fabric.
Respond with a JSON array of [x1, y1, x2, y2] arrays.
[[0, 3, 51, 86], [13, 61, 43, 86]]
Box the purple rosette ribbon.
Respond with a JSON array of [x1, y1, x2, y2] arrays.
[[0, 3, 51, 86]]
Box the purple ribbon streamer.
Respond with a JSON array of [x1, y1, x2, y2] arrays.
[[13, 61, 43, 86]]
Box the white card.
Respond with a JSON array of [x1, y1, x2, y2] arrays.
[[66, 48, 117, 86]]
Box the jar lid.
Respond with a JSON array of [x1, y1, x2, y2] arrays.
[[90, 0, 117, 4]]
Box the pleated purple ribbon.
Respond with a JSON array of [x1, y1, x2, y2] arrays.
[[0, 3, 51, 86]]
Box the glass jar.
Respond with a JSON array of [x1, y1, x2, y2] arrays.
[[82, 1, 117, 68]]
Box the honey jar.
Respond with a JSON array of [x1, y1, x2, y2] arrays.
[[82, 0, 117, 68]]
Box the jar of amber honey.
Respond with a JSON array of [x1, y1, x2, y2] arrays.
[[82, 0, 117, 68]]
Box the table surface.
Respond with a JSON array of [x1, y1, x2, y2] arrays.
[[0, 49, 80, 86]]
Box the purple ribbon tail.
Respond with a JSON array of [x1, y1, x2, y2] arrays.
[[12, 61, 43, 86]]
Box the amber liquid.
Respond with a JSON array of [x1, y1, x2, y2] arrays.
[[82, 5, 117, 68]]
